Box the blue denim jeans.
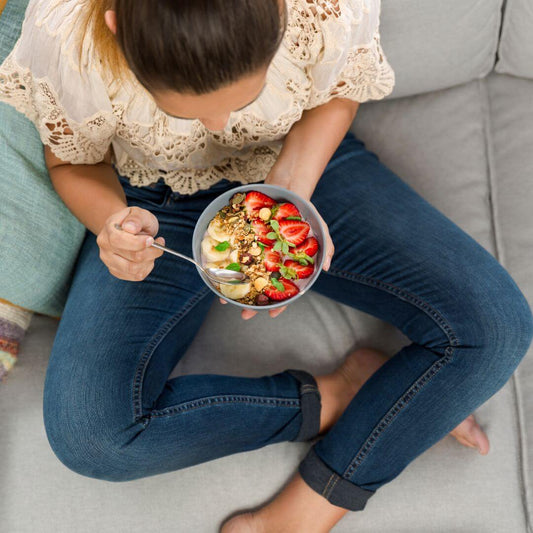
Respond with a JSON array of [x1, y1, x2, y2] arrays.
[[43, 130, 533, 512]]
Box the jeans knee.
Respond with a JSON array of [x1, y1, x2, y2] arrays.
[[464, 278, 533, 384], [43, 400, 139, 482]]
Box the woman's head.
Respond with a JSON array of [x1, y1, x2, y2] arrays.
[[89, 0, 287, 130]]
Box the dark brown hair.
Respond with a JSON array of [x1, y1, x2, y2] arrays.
[[79, 0, 287, 95]]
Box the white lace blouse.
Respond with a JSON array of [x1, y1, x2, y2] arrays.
[[0, 0, 395, 194]]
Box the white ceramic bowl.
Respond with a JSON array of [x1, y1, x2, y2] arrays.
[[192, 184, 327, 310]]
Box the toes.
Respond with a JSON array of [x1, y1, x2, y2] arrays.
[[450, 414, 490, 455]]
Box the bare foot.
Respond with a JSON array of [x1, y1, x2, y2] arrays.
[[449, 414, 490, 454], [220, 472, 348, 533], [315, 347, 390, 435], [220, 349, 490, 532]]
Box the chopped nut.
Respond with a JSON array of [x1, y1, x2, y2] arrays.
[[228, 216, 239, 224], [254, 277, 269, 291], [249, 246, 262, 256], [240, 252, 254, 265], [258, 207, 271, 221]]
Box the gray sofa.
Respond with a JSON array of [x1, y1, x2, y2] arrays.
[[2, 0, 533, 531]]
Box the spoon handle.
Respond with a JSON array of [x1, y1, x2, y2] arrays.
[[150, 242, 200, 268]]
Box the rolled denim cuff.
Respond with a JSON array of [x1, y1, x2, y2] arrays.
[[298, 447, 376, 511], [285, 369, 321, 442]]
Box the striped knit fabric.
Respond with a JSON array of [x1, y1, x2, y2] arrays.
[[0, 299, 33, 383]]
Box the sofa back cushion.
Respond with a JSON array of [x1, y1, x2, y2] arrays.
[[495, 0, 533, 79], [381, 0, 503, 99], [0, 0, 86, 317]]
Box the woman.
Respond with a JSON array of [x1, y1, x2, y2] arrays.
[[1, 0, 531, 531]]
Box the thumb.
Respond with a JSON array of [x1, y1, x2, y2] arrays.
[[119, 207, 159, 237]]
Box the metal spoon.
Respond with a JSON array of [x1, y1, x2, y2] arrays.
[[113, 223, 249, 286]]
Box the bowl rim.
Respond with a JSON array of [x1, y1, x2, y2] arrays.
[[192, 183, 327, 310]]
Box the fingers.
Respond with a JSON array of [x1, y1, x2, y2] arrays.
[[97, 206, 166, 281], [218, 298, 286, 319], [269, 305, 287, 318]]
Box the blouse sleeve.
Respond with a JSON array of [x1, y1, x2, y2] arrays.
[[0, 0, 116, 164], [304, 0, 395, 109]]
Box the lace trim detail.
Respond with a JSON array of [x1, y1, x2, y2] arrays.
[[0, 56, 114, 164], [119, 144, 282, 195]]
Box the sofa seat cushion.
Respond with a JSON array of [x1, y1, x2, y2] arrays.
[[495, 0, 533, 79], [3, 78, 529, 532], [487, 72, 533, 524]]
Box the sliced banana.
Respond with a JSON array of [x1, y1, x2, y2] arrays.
[[219, 281, 251, 300], [207, 219, 232, 242], [201, 236, 231, 262], [229, 249, 239, 263]]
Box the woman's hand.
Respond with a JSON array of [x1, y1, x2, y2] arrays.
[[219, 190, 335, 320], [96, 206, 165, 281]]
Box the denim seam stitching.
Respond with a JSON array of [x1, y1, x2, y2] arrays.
[[324, 474, 341, 499], [147, 394, 301, 418], [321, 266, 461, 480], [322, 473, 338, 498], [325, 266, 461, 348], [131, 286, 212, 421], [342, 351, 453, 479]]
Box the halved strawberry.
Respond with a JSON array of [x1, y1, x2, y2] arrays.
[[264, 278, 299, 301], [283, 259, 314, 279], [251, 219, 276, 245], [272, 202, 301, 221], [263, 247, 281, 272], [292, 236, 319, 257], [278, 220, 310, 246], [244, 191, 276, 218]]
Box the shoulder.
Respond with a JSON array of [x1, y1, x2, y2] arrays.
[[282, 0, 382, 63], [17, 0, 98, 74]]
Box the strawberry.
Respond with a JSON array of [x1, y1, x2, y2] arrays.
[[272, 202, 301, 221], [283, 259, 314, 279], [292, 236, 319, 257], [251, 219, 276, 245], [278, 219, 310, 246], [264, 278, 299, 301], [263, 247, 281, 272], [244, 191, 276, 218]]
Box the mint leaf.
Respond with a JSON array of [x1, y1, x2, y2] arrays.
[[225, 262, 241, 272], [273, 241, 283, 252], [269, 219, 280, 231], [214, 241, 230, 251], [257, 242, 265, 251], [271, 278, 285, 291], [285, 216, 302, 221], [266, 231, 278, 239]]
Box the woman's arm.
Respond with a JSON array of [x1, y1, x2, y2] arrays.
[[44, 145, 127, 236], [266, 98, 360, 200]]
